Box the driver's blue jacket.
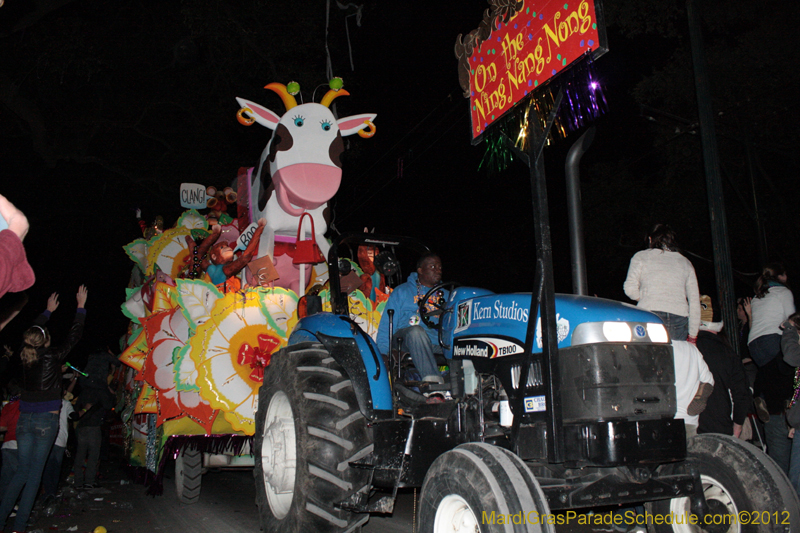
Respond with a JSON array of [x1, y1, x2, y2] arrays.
[[376, 272, 450, 354]]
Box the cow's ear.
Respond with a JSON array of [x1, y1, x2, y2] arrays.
[[338, 113, 377, 137], [235, 97, 280, 130]]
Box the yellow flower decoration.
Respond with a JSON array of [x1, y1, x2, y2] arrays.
[[189, 290, 287, 434], [145, 227, 192, 279]]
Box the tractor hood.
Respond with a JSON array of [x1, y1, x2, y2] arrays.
[[442, 288, 669, 359]]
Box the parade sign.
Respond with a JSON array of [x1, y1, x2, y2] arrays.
[[460, 0, 607, 142], [180, 183, 206, 209], [235, 221, 260, 251]]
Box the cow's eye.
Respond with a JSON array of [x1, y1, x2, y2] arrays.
[[293, 116, 305, 127], [320, 120, 332, 132]]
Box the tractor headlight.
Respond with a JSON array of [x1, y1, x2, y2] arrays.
[[571, 321, 668, 345], [602, 322, 632, 342], [646, 323, 669, 343]]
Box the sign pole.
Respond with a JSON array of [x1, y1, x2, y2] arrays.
[[508, 90, 565, 463]]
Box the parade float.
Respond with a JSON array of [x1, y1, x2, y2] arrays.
[[116, 79, 380, 502]]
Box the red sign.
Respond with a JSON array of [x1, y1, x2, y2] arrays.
[[464, 0, 606, 142]]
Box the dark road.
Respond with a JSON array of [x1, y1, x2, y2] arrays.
[[16, 454, 633, 533]]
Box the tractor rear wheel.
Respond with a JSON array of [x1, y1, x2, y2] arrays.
[[254, 342, 373, 532]]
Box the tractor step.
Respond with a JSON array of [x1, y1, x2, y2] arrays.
[[338, 495, 395, 514]]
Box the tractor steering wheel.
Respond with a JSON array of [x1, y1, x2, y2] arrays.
[[417, 282, 460, 330]]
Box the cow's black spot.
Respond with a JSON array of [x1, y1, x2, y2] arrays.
[[329, 131, 344, 168], [268, 123, 294, 163]]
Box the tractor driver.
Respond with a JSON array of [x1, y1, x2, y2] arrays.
[[376, 253, 449, 384]]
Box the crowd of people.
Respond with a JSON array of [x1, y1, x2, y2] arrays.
[[623, 223, 800, 495], [0, 194, 120, 533]]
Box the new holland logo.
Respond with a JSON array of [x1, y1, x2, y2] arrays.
[[452, 339, 495, 358], [452, 338, 524, 358]]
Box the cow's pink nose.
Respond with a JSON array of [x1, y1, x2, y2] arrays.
[[273, 163, 342, 213]]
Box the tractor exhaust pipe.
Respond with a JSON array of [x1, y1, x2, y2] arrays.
[[565, 126, 595, 296]]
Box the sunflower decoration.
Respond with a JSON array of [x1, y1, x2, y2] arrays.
[[145, 227, 193, 280], [188, 290, 287, 434]]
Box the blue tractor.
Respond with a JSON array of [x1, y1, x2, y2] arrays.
[[252, 233, 799, 533]]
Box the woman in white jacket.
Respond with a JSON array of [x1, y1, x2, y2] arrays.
[[750, 263, 796, 475], [624, 224, 701, 342], [748, 263, 795, 366]]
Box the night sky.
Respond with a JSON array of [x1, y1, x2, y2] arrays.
[[1, 0, 797, 364]]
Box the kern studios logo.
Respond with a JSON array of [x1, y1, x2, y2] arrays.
[[455, 300, 471, 332]]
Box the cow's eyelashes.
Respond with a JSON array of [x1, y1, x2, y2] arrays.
[[320, 120, 332, 132], [293, 115, 305, 127]]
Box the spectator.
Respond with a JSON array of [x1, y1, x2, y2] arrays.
[[0, 285, 87, 532], [78, 348, 122, 393], [623, 224, 701, 342], [748, 263, 795, 366], [41, 381, 76, 505], [750, 263, 795, 475], [737, 296, 757, 388], [0, 383, 21, 498], [71, 382, 113, 490], [779, 312, 800, 494], [1, 293, 61, 409], [696, 295, 751, 437], [672, 340, 714, 439], [0, 194, 34, 299]]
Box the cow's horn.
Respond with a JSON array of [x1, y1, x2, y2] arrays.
[[320, 88, 350, 108], [264, 83, 298, 111]]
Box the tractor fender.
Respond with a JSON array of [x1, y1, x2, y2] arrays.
[[288, 313, 394, 418]]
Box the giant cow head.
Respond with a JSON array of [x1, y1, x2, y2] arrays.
[[236, 83, 376, 217]]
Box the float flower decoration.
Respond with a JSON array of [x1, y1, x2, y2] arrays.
[[175, 278, 223, 332], [121, 270, 176, 324], [172, 343, 200, 393], [189, 290, 287, 434], [145, 227, 193, 280], [119, 325, 148, 375], [176, 209, 209, 234], [123, 237, 153, 275], [141, 308, 217, 431], [135, 381, 158, 414], [237, 333, 281, 382], [172, 278, 224, 392], [144, 208, 210, 281], [256, 286, 298, 337]]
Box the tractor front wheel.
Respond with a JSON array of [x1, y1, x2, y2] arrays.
[[254, 342, 373, 532]]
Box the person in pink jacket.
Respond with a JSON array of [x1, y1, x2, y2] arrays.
[[624, 224, 701, 343], [0, 194, 34, 300]]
